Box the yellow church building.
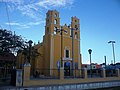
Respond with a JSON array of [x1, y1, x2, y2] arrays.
[[17, 10, 82, 78]]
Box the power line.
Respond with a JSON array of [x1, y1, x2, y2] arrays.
[[5, 1, 12, 30], [0, 0, 4, 30]]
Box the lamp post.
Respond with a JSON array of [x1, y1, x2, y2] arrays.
[[108, 41, 116, 64], [28, 40, 33, 63], [88, 49, 92, 77]]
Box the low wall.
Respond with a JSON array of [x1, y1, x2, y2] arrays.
[[24, 81, 120, 90], [19, 63, 120, 89], [1, 80, 120, 90], [23, 77, 120, 86]]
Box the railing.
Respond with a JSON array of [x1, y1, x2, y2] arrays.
[[0, 67, 12, 81], [30, 68, 120, 79], [31, 68, 85, 79], [64, 69, 84, 79], [87, 68, 119, 78], [31, 68, 60, 79], [105, 69, 117, 77], [74, 69, 84, 78], [87, 69, 102, 78]]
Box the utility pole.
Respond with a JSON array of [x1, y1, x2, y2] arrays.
[[104, 56, 107, 68]]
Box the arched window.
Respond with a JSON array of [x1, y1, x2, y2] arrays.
[[54, 13, 57, 17], [54, 27, 57, 34], [65, 30, 68, 34], [75, 20, 77, 22], [54, 19, 57, 24], [65, 49, 70, 58], [75, 25, 77, 29], [75, 32, 77, 39]]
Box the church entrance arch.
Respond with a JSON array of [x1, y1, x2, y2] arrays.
[[64, 61, 71, 76]]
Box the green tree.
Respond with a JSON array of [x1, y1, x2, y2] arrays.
[[0, 29, 26, 56], [0, 29, 27, 80]]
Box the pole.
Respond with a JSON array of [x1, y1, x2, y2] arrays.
[[28, 44, 31, 63], [72, 28, 74, 77], [90, 53, 92, 77], [104, 56, 106, 68], [13, 31, 15, 68], [88, 49, 92, 78], [112, 43, 115, 64], [108, 41, 116, 64], [61, 29, 63, 67]]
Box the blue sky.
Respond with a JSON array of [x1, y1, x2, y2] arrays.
[[0, 0, 120, 64]]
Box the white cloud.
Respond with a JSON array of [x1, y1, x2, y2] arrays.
[[37, 0, 74, 8], [17, 5, 39, 20], [2, 0, 74, 28], [5, 22, 20, 26], [1, 0, 74, 20], [5, 21, 45, 29], [5, 22, 30, 28], [27, 21, 45, 26], [1, 0, 24, 5]]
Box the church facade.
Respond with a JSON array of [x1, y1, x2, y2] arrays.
[[17, 10, 82, 77]]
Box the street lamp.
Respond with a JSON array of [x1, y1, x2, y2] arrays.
[[88, 49, 92, 77], [108, 41, 116, 64], [28, 40, 33, 63]]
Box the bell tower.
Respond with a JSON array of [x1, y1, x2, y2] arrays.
[[45, 10, 60, 35], [71, 16, 80, 39], [71, 16, 81, 69], [44, 10, 61, 76]]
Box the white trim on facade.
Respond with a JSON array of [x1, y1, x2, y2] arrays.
[[63, 57, 72, 61]]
